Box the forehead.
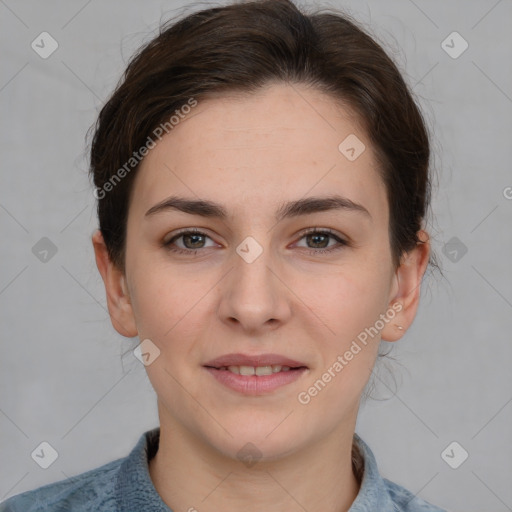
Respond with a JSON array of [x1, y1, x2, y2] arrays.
[[130, 82, 387, 223]]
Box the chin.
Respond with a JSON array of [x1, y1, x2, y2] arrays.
[[214, 435, 301, 465], [200, 418, 309, 464]]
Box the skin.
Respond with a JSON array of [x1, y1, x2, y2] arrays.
[[92, 82, 430, 512]]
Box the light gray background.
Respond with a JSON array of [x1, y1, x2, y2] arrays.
[[1, 1, 511, 510]]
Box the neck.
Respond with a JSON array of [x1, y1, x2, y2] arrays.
[[149, 409, 361, 512]]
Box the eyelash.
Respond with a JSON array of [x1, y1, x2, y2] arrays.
[[163, 227, 348, 256]]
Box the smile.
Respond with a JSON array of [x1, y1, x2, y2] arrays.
[[204, 365, 308, 395], [218, 365, 292, 375]]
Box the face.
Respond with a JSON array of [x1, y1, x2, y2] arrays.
[[95, 82, 427, 462]]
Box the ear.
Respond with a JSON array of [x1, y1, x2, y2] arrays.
[[92, 229, 138, 338], [381, 230, 430, 342]]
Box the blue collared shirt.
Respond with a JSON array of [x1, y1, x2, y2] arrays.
[[0, 427, 446, 511]]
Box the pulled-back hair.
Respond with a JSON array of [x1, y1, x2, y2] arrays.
[[89, 0, 433, 271]]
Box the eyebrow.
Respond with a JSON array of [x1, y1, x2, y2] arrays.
[[145, 194, 371, 221]]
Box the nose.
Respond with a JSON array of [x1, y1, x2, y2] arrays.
[[217, 239, 292, 335]]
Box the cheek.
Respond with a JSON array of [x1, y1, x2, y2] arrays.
[[127, 259, 218, 377], [127, 261, 197, 341], [296, 274, 385, 416], [303, 261, 392, 340], [297, 259, 392, 401]]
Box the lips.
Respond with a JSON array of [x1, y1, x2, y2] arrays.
[[203, 353, 308, 369], [203, 353, 308, 394]]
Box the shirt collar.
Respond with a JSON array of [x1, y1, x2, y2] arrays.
[[115, 427, 395, 511], [115, 426, 171, 511], [348, 433, 396, 510]]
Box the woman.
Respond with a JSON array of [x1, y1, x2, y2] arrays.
[[1, 0, 446, 510]]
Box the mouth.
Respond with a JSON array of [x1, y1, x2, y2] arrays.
[[208, 364, 305, 376], [203, 353, 309, 394], [204, 352, 308, 370]]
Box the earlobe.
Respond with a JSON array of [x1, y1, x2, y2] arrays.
[[91, 229, 138, 338], [381, 230, 430, 342]]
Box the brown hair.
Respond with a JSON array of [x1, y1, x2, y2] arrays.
[[89, 0, 434, 271]]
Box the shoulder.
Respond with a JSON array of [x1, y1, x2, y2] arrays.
[[383, 478, 448, 512], [0, 457, 124, 512], [350, 434, 448, 512], [0, 428, 162, 512]]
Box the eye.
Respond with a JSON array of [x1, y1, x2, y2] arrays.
[[163, 228, 216, 255], [295, 228, 348, 255], [163, 227, 349, 256]]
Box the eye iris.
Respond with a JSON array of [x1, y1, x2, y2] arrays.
[[308, 233, 329, 248], [172, 230, 338, 252], [184, 233, 204, 248]]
